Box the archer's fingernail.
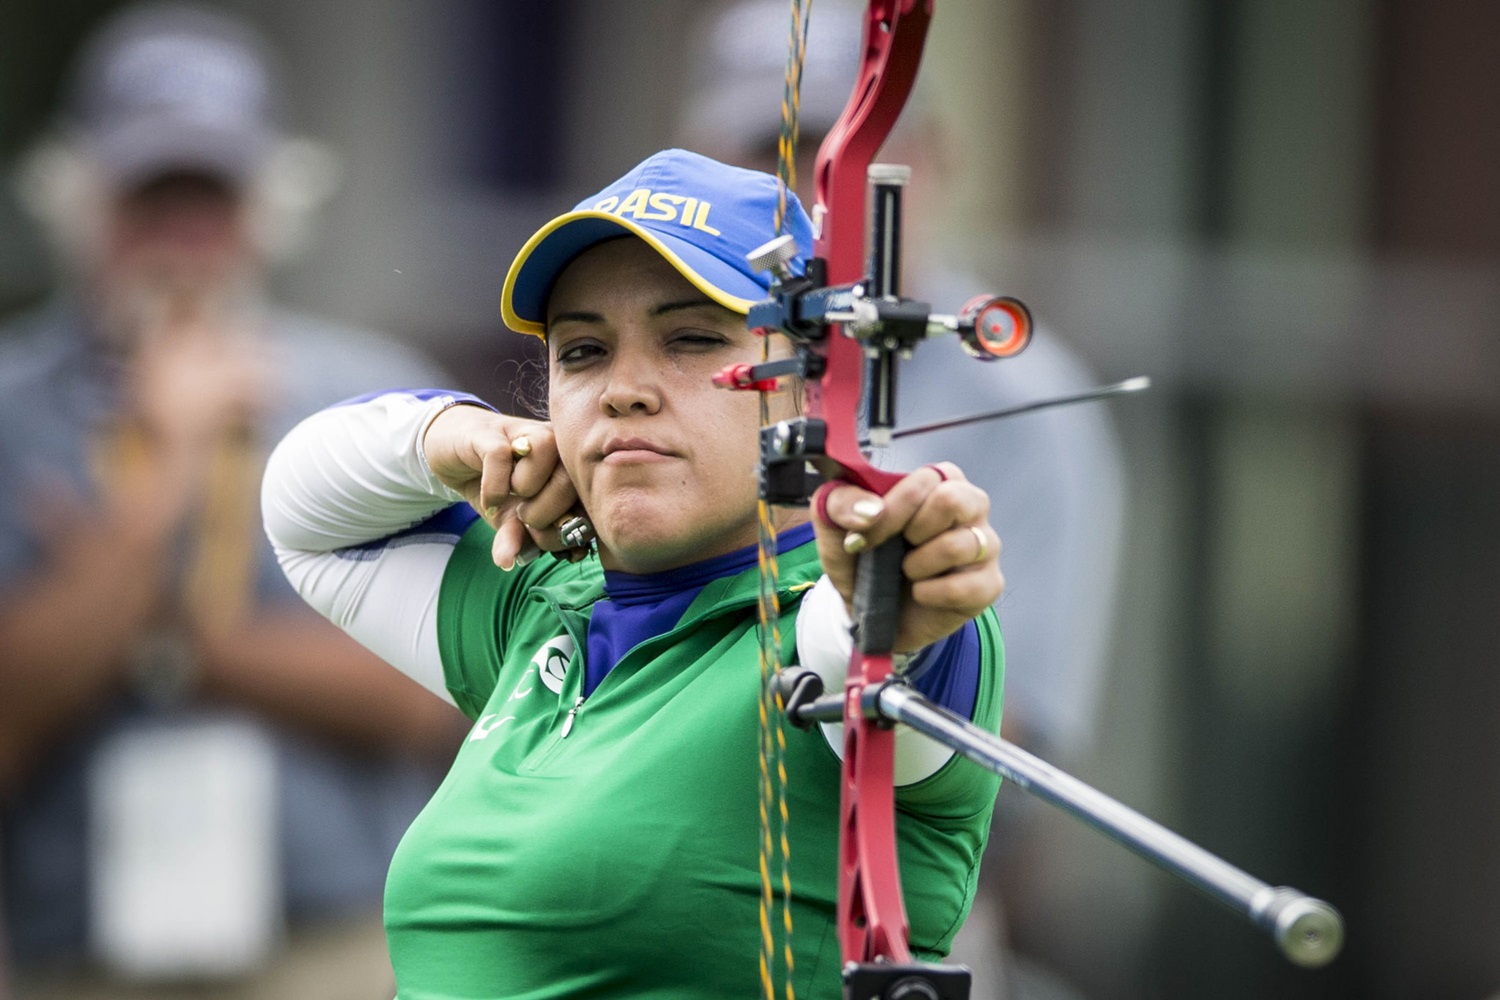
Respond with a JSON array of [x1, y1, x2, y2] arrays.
[[851, 499, 883, 522], [843, 531, 868, 555]]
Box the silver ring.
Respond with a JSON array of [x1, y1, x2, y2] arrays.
[[559, 515, 596, 549]]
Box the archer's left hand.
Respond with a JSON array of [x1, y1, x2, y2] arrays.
[[812, 463, 1003, 654]]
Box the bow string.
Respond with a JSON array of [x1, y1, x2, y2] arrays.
[[754, 7, 815, 1000]]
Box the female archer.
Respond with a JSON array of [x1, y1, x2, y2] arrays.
[[262, 148, 1005, 999]]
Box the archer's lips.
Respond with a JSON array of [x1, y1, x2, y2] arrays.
[[600, 437, 677, 463]]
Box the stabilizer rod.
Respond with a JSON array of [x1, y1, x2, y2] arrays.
[[785, 678, 1344, 968]]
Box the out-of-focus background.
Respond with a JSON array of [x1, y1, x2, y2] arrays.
[[3, 1, 1496, 998]]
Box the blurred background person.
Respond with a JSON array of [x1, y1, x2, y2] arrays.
[[679, 2, 1129, 997], [0, 4, 467, 998]]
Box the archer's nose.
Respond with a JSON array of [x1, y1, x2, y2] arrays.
[[598, 345, 663, 417]]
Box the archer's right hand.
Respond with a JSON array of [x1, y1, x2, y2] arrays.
[[422, 404, 581, 569]]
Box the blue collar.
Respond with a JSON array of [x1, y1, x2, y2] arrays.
[[601, 522, 816, 605]]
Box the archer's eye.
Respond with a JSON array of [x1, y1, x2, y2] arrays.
[[553, 338, 607, 368], [667, 329, 732, 352]]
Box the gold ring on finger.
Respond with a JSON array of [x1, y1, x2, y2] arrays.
[[968, 525, 988, 564], [511, 436, 532, 459]]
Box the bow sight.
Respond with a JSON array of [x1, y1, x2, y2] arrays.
[[714, 164, 1033, 506]]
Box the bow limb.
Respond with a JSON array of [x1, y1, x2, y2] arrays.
[[812, 0, 932, 491]]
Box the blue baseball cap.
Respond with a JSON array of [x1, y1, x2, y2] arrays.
[[501, 148, 814, 338]]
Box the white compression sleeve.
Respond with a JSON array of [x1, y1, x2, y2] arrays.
[[262, 392, 479, 705], [794, 576, 957, 784]]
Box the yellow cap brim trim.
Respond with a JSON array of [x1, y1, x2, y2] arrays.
[[500, 210, 758, 339]]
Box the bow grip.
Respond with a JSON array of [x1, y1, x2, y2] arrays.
[[854, 534, 907, 654]]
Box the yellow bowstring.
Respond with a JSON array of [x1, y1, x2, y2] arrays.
[[759, 4, 813, 998]]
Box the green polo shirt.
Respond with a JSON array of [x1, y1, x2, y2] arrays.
[[384, 521, 1003, 1000]]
